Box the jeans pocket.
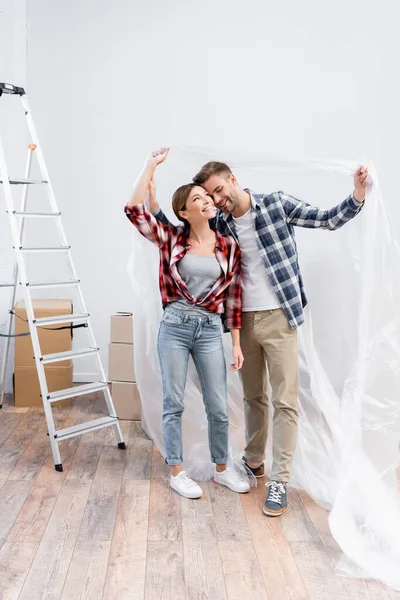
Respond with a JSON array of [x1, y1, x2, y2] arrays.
[[162, 310, 184, 327], [209, 319, 222, 330]]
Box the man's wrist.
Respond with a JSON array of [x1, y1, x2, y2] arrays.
[[352, 189, 365, 204]]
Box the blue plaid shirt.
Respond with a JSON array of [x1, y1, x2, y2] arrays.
[[155, 190, 363, 328]]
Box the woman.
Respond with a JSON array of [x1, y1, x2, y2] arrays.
[[125, 148, 250, 498]]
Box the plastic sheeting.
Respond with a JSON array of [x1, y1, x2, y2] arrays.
[[127, 146, 400, 590]]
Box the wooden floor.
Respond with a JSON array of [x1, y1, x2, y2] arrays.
[[0, 394, 399, 600]]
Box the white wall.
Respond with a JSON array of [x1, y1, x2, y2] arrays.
[[0, 0, 28, 392], [1, 0, 399, 389]]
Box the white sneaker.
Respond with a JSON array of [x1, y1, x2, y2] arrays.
[[170, 471, 203, 499], [214, 467, 250, 493]]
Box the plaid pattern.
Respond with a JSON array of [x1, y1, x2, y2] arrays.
[[125, 203, 242, 329], [155, 190, 363, 328]]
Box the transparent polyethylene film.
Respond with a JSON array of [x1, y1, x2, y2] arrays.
[[127, 146, 400, 590]]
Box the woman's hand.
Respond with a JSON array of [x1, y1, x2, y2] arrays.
[[128, 148, 169, 209], [146, 147, 169, 170], [230, 345, 244, 371]]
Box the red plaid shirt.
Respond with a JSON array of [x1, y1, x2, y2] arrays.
[[125, 203, 242, 329]]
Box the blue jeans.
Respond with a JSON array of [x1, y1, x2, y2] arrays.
[[157, 306, 229, 466]]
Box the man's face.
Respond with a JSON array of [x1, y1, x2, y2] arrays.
[[202, 174, 239, 214]]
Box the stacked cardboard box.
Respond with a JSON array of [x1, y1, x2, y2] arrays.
[[14, 299, 73, 407], [108, 313, 141, 420]]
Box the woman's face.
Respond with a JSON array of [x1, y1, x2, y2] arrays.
[[179, 186, 216, 223]]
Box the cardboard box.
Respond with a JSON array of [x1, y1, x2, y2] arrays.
[[15, 299, 73, 367], [110, 313, 134, 345], [111, 381, 141, 420], [108, 342, 135, 382], [14, 364, 73, 407]]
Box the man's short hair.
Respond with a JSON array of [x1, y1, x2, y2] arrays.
[[192, 161, 232, 186]]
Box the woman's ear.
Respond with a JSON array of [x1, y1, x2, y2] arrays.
[[179, 210, 187, 220]]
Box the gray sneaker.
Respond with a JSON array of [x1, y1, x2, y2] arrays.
[[263, 481, 287, 516]]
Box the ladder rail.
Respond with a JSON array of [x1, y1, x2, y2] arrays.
[[20, 95, 111, 396], [0, 145, 35, 406]]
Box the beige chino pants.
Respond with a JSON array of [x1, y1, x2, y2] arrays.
[[240, 309, 299, 482]]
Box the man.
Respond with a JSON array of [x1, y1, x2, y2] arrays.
[[152, 155, 368, 516]]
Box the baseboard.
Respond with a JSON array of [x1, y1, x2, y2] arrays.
[[73, 372, 100, 383]]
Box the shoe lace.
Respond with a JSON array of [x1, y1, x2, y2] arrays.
[[267, 481, 286, 504], [179, 471, 197, 488]]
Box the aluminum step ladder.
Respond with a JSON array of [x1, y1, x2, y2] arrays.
[[0, 82, 126, 470]]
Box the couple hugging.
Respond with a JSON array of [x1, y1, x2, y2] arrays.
[[125, 148, 367, 516]]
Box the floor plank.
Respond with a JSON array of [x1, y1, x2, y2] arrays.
[[181, 483, 228, 600], [103, 480, 150, 600], [18, 479, 92, 600], [60, 540, 111, 600], [7, 405, 71, 481], [123, 421, 153, 480], [0, 410, 26, 446], [147, 445, 182, 542], [3, 406, 30, 413], [65, 400, 110, 481], [6, 464, 66, 543], [145, 540, 186, 600], [0, 480, 33, 548], [3, 408, 43, 447], [280, 488, 321, 543], [209, 481, 251, 542], [0, 445, 23, 480], [241, 483, 308, 600], [77, 444, 126, 543], [0, 541, 39, 600], [290, 540, 349, 600], [219, 539, 269, 600], [0, 409, 44, 480]]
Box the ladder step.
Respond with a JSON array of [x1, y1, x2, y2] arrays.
[[0, 82, 25, 95], [48, 381, 109, 403], [54, 416, 118, 441], [19, 245, 71, 253], [0, 178, 47, 185], [27, 279, 80, 289], [12, 211, 61, 218], [34, 313, 89, 326], [41, 347, 99, 364]]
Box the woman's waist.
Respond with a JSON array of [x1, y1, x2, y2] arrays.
[[164, 302, 222, 326]]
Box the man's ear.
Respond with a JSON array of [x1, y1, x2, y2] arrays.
[[229, 173, 238, 186]]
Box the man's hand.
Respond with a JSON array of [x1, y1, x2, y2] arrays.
[[147, 177, 160, 214], [230, 345, 244, 371], [353, 165, 369, 203], [146, 147, 170, 170]]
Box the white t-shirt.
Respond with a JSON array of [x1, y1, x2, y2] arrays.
[[233, 209, 280, 311]]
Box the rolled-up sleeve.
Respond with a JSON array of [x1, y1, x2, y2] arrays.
[[224, 242, 242, 329], [125, 203, 176, 247]]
